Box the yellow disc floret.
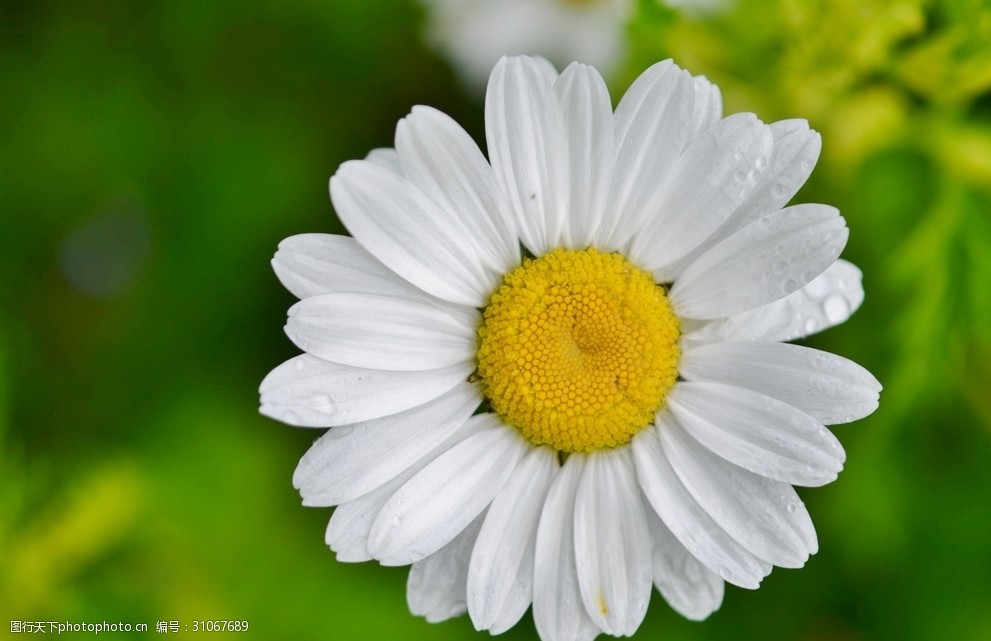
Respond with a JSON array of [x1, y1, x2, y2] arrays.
[[476, 248, 680, 453]]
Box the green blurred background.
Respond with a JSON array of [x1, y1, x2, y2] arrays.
[[2, 0, 990, 639]]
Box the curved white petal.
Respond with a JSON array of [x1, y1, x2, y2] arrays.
[[631, 113, 775, 278], [685, 75, 723, 143], [645, 502, 724, 621], [395, 105, 519, 275], [554, 61, 615, 249], [663, 119, 822, 275], [365, 147, 402, 173], [468, 446, 557, 633], [273, 234, 479, 330], [744, 120, 821, 217], [632, 425, 772, 589], [325, 414, 489, 562], [330, 159, 496, 306], [603, 60, 694, 251], [668, 382, 845, 487], [683, 259, 865, 343], [670, 204, 848, 319], [259, 355, 472, 427], [285, 293, 476, 372], [274, 234, 410, 301], [533, 455, 601, 641], [485, 55, 570, 254], [293, 384, 480, 506], [408, 511, 485, 623], [368, 415, 528, 565], [660, 419, 818, 568], [680, 341, 881, 424], [574, 448, 653, 636]]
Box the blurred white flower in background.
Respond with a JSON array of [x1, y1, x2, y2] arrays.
[[420, 0, 633, 91]]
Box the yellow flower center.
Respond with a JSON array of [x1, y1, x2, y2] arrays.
[[476, 248, 680, 453]]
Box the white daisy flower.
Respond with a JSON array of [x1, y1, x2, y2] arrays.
[[420, 0, 632, 90], [262, 56, 881, 639]]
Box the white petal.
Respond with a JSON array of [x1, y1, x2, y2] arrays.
[[683, 259, 866, 342], [365, 147, 402, 173], [285, 293, 476, 371], [554, 62, 615, 249], [293, 384, 481, 506], [533, 455, 601, 641], [330, 159, 496, 306], [685, 75, 723, 143], [485, 55, 569, 254], [574, 448, 653, 636], [660, 420, 818, 568], [325, 413, 489, 562], [668, 382, 845, 487], [746, 120, 821, 215], [631, 426, 772, 589], [468, 446, 557, 633], [670, 204, 848, 319], [645, 503, 724, 621], [662, 119, 822, 275], [680, 341, 881, 424], [273, 234, 479, 332], [408, 512, 485, 623], [395, 105, 519, 275], [603, 60, 694, 251], [631, 114, 775, 277], [259, 355, 472, 427], [272, 233, 469, 306], [368, 415, 528, 565]]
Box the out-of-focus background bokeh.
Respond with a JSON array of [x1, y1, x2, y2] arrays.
[[3, 0, 990, 638]]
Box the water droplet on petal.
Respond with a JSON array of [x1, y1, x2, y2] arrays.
[[801, 159, 814, 172], [772, 261, 788, 274], [758, 215, 771, 228], [294, 359, 307, 372], [771, 184, 788, 198], [783, 278, 798, 293], [733, 151, 743, 161], [822, 294, 850, 323], [734, 170, 747, 183], [803, 318, 820, 333], [786, 503, 798, 513], [755, 156, 768, 171]]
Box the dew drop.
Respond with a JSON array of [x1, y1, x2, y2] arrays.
[[771, 184, 788, 198], [772, 261, 788, 274], [734, 170, 747, 183], [755, 156, 768, 171], [822, 294, 850, 323], [294, 359, 307, 372], [803, 318, 820, 333], [310, 393, 333, 407], [783, 278, 798, 293], [733, 151, 743, 161], [786, 503, 798, 513], [801, 159, 813, 172], [758, 215, 771, 228]]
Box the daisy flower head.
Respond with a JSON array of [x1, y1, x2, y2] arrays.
[[262, 56, 881, 639], [420, 0, 632, 90]]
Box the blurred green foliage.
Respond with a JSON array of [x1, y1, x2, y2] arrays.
[[2, 0, 990, 639]]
